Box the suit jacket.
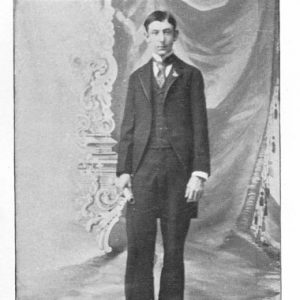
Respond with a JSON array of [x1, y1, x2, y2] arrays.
[[117, 54, 210, 178]]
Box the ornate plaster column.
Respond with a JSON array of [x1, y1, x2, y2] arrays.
[[73, 0, 129, 255]]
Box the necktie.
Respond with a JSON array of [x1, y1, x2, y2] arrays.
[[155, 62, 166, 88]]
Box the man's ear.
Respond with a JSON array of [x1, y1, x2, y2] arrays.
[[144, 30, 150, 42]]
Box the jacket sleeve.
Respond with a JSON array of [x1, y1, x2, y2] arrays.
[[116, 74, 135, 177], [190, 69, 211, 176]]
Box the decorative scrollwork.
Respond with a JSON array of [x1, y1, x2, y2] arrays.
[[76, 54, 117, 138], [73, 1, 126, 254], [84, 185, 132, 254]]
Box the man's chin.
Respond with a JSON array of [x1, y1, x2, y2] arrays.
[[156, 50, 169, 57]]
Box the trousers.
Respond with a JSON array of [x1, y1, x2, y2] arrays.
[[125, 148, 191, 300]]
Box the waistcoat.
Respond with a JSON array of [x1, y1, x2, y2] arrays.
[[147, 67, 173, 149]]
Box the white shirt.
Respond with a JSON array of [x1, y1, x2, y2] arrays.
[[151, 51, 209, 182], [152, 52, 173, 78]]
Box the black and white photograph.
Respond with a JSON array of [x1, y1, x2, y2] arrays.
[[10, 0, 283, 299]]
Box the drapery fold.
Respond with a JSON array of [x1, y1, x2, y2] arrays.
[[180, 0, 229, 11]]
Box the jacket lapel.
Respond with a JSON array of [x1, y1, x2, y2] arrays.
[[163, 57, 183, 104], [137, 55, 184, 104], [137, 59, 152, 102]]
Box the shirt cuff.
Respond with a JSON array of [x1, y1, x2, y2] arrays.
[[192, 171, 209, 181]]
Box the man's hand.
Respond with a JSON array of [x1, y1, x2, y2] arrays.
[[185, 175, 205, 202], [116, 173, 132, 192]]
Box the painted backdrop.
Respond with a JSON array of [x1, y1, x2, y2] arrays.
[[15, 0, 280, 299]]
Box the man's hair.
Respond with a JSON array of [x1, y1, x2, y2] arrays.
[[144, 10, 177, 32]]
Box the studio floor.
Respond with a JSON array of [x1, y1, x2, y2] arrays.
[[18, 234, 280, 300]]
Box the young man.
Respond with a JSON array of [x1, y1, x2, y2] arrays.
[[116, 10, 210, 300]]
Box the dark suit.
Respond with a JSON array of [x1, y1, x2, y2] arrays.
[[117, 54, 210, 300]]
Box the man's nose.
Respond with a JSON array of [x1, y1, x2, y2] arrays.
[[158, 32, 165, 42]]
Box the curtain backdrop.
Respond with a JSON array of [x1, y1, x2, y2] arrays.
[[112, 0, 279, 245]]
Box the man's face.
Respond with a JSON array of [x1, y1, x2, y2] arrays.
[[146, 20, 178, 57]]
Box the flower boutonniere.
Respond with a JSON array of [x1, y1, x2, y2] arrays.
[[172, 70, 179, 77]]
